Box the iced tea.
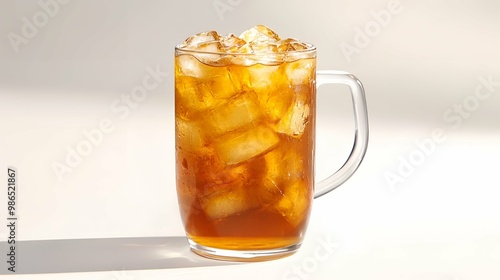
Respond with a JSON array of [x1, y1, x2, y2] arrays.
[[175, 26, 317, 257]]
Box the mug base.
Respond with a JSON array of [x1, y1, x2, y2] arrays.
[[188, 238, 301, 262]]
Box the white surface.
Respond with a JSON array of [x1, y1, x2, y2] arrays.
[[3, 131, 500, 279], [1, 0, 500, 279]]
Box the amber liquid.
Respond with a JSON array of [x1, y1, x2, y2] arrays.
[[175, 52, 316, 251]]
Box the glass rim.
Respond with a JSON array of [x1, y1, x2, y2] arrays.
[[175, 42, 317, 56]]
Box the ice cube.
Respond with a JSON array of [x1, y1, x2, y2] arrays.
[[183, 31, 222, 49], [245, 64, 295, 122], [194, 41, 226, 64], [206, 92, 262, 136], [225, 44, 256, 66], [277, 38, 310, 52], [237, 25, 286, 64], [196, 41, 223, 52], [274, 94, 311, 138], [175, 118, 204, 151], [179, 31, 226, 65], [176, 53, 229, 79], [257, 177, 284, 206], [200, 172, 260, 220], [261, 147, 304, 207], [274, 180, 310, 226], [261, 85, 295, 123], [249, 42, 279, 53], [284, 58, 315, 84], [227, 64, 251, 92], [176, 56, 244, 115], [222, 34, 247, 52], [199, 164, 247, 196], [205, 67, 246, 100], [264, 146, 304, 184], [215, 125, 279, 165], [250, 43, 285, 65], [239, 25, 281, 43], [235, 42, 253, 54], [247, 64, 281, 90], [176, 54, 205, 78], [175, 76, 219, 116]]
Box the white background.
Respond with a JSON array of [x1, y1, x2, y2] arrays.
[[0, 0, 499, 279]]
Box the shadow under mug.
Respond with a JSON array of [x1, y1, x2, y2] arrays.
[[174, 44, 368, 261]]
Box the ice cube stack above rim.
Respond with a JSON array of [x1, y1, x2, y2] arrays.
[[176, 25, 316, 66]]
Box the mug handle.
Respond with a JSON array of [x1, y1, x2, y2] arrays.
[[314, 70, 369, 198]]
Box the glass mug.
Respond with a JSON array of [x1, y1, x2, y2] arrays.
[[174, 41, 368, 261]]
